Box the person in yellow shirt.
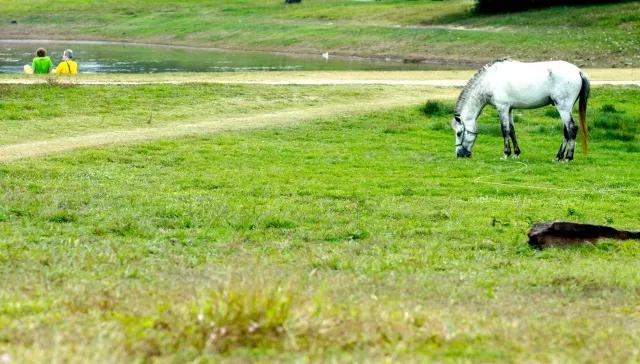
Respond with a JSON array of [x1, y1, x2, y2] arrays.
[[54, 49, 78, 75]]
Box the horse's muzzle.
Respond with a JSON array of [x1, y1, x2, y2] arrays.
[[456, 148, 472, 158]]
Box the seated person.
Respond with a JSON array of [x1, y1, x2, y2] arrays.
[[31, 48, 53, 74], [54, 49, 78, 75]]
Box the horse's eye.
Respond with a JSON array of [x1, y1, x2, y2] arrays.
[[456, 131, 463, 137]]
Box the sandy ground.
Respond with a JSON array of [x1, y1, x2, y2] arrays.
[[1, 69, 639, 86], [2, 79, 639, 86]]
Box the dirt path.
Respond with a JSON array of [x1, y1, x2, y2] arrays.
[[0, 79, 469, 86], [0, 91, 456, 162], [1, 79, 638, 86]]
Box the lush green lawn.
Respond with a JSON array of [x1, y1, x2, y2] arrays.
[[1, 0, 638, 67], [1, 83, 639, 362]]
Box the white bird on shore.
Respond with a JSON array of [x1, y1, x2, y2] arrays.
[[322, 52, 329, 60]]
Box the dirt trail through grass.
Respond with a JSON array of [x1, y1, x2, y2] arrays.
[[2, 80, 639, 86], [2, 68, 638, 86], [0, 91, 455, 162], [1, 78, 639, 87]]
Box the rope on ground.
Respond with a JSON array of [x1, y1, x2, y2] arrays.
[[472, 160, 635, 194]]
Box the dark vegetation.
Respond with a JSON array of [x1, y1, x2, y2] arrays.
[[475, 0, 631, 13]]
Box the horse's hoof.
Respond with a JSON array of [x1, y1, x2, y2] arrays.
[[501, 154, 508, 160], [512, 154, 520, 160]]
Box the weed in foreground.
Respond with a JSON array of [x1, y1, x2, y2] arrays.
[[112, 278, 463, 360]]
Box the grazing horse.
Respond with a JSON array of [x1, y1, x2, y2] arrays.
[[452, 59, 590, 160]]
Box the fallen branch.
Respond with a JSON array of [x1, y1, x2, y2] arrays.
[[528, 221, 640, 249]]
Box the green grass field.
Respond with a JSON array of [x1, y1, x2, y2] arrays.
[[1, 83, 640, 362], [0, 83, 446, 144], [1, 0, 638, 67], [2, 0, 639, 361]]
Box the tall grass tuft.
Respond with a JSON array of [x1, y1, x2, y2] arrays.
[[117, 279, 295, 357], [420, 100, 451, 117], [592, 111, 637, 141], [113, 276, 465, 359], [544, 108, 560, 118], [600, 104, 619, 113], [195, 282, 294, 352]]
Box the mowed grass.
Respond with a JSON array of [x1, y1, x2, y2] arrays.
[[0, 0, 638, 66], [1, 84, 640, 362]]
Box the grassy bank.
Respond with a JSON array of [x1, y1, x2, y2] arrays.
[[1, 83, 640, 361], [0, 0, 638, 67]]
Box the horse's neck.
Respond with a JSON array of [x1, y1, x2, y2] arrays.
[[459, 91, 487, 127], [456, 73, 490, 128]]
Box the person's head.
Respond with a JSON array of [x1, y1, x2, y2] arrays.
[[63, 49, 74, 60], [36, 48, 46, 57]]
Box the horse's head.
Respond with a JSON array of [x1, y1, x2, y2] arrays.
[[451, 115, 477, 158]]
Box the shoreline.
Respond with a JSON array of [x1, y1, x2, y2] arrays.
[[0, 38, 493, 69]]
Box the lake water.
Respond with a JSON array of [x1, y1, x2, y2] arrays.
[[0, 40, 450, 74]]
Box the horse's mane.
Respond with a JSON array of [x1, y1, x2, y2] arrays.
[[454, 58, 511, 116]]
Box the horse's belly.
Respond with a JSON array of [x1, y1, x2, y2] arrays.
[[510, 96, 551, 109], [493, 92, 550, 109], [492, 81, 552, 109]]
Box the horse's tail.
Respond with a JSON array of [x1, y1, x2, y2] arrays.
[[579, 71, 590, 155]]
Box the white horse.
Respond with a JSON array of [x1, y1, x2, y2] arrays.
[[452, 59, 590, 160]]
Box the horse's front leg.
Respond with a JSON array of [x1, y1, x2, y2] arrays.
[[498, 109, 511, 160], [508, 109, 521, 158]]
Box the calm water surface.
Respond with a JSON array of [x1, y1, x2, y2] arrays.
[[0, 40, 452, 74]]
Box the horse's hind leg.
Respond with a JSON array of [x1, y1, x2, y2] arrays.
[[508, 109, 521, 158], [565, 116, 578, 161], [555, 130, 568, 161], [555, 107, 577, 161], [498, 108, 512, 160]]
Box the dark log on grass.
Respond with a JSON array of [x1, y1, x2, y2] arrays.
[[528, 221, 640, 249]]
